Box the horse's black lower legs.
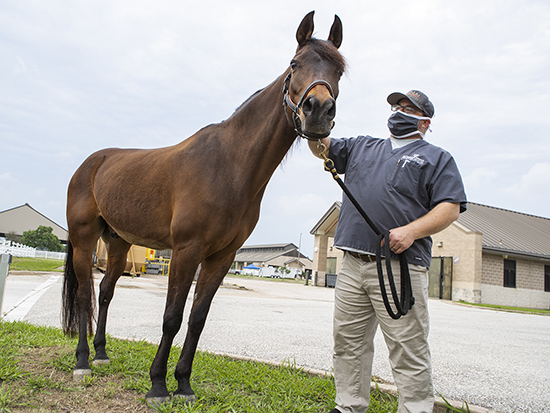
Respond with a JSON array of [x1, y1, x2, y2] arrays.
[[71, 245, 98, 380], [92, 274, 123, 363], [172, 286, 218, 400], [145, 249, 199, 404], [75, 305, 92, 373], [93, 239, 130, 364], [173, 254, 235, 400]]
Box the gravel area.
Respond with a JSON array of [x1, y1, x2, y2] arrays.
[[3, 272, 549, 412]]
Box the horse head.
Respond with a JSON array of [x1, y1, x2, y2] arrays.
[[283, 11, 345, 140]]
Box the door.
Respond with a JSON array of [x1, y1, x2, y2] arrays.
[[428, 257, 453, 300]]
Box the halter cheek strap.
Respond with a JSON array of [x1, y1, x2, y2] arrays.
[[282, 72, 335, 140]]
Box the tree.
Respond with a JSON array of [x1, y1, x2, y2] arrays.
[[22, 226, 65, 252], [5, 231, 23, 244]]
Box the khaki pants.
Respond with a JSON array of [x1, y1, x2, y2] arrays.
[[333, 252, 433, 413]]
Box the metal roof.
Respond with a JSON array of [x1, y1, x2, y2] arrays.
[[235, 243, 305, 263], [458, 202, 550, 259]]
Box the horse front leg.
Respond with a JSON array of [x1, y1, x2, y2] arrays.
[[173, 253, 235, 401], [93, 238, 130, 365], [145, 248, 199, 405]]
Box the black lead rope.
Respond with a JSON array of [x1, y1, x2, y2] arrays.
[[319, 145, 415, 319]]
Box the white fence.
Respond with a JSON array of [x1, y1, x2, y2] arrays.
[[0, 239, 66, 260]]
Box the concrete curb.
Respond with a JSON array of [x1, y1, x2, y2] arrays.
[[205, 351, 501, 413]]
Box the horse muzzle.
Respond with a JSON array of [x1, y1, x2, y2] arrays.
[[298, 94, 336, 140], [283, 76, 337, 141]]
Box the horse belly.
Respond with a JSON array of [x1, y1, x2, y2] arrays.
[[112, 229, 171, 250]]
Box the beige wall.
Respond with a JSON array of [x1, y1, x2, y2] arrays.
[[312, 235, 328, 287], [431, 223, 483, 303], [0, 205, 68, 241], [327, 237, 345, 272]]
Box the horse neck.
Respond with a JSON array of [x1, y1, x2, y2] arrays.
[[224, 73, 297, 185]]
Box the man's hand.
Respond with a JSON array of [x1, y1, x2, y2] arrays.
[[308, 137, 331, 159], [388, 227, 416, 255]]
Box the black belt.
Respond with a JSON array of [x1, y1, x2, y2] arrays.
[[348, 251, 376, 263]]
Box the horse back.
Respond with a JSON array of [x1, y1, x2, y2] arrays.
[[68, 131, 264, 252]]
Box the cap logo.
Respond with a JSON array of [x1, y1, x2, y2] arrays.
[[407, 91, 421, 100]]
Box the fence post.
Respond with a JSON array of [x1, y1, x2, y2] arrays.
[[0, 254, 10, 318]]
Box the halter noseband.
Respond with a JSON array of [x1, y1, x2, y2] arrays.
[[282, 71, 335, 140]]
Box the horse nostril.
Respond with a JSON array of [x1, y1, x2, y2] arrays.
[[326, 99, 336, 120], [302, 96, 315, 115]]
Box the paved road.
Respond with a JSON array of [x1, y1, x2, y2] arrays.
[[2, 271, 549, 413]]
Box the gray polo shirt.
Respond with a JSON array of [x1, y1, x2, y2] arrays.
[[329, 135, 467, 269]]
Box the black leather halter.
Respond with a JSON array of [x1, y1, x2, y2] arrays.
[[282, 71, 335, 140]]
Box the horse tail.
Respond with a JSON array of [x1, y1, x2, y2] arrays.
[[62, 240, 96, 336]]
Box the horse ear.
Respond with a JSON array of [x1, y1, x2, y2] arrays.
[[328, 15, 343, 49], [296, 11, 315, 46]]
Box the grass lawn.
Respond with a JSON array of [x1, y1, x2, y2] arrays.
[[0, 321, 399, 412], [8, 257, 64, 272], [458, 300, 550, 315]]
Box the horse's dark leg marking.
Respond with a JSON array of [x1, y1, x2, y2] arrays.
[[93, 236, 131, 364], [173, 253, 235, 400], [146, 246, 200, 402]]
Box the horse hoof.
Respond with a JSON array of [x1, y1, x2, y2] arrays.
[[173, 393, 196, 404], [92, 358, 110, 367], [145, 396, 170, 410], [73, 369, 92, 381]]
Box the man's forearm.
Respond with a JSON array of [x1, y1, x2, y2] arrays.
[[407, 202, 461, 239], [389, 202, 461, 254]]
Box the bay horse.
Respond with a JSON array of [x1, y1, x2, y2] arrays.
[[62, 11, 345, 405]]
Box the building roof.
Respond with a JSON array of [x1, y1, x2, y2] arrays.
[[309, 201, 341, 238], [457, 202, 550, 259], [235, 243, 307, 263]]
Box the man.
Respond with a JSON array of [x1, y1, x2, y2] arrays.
[[309, 90, 467, 413]]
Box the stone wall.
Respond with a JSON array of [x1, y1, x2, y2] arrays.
[[480, 252, 550, 308]]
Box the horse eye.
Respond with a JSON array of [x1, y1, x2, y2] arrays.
[[290, 60, 299, 70]]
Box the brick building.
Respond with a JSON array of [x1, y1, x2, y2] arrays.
[[311, 202, 550, 309]]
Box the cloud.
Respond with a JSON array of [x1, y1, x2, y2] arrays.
[[506, 163, 550, 197], [2, 0, 550, 258]]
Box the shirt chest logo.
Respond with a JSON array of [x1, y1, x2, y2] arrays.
[[398, 154, 425, 168]]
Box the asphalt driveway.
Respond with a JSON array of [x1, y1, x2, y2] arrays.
[[2, 271, 549, 413]]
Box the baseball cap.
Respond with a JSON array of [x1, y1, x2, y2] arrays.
[[387, 90, 435, 118]]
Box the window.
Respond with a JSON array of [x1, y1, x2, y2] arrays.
[[503, 259, 516, 288], [545, 265, 550, 293]]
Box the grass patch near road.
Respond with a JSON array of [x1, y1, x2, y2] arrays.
[[0, 320, 398, 412], [459, 300, 550, 315], [9, 257, 65, 272]]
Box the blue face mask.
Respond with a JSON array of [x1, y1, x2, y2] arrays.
[[387, 111, 430, 139]]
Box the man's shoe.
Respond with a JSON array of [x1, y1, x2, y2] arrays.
[[328, 409, 341, 413]]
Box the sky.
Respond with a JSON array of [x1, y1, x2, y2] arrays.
[[1, 0, 550, 258]]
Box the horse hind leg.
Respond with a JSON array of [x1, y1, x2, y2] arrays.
[[173, 252, 236, 402], [63, 224, 104, 380], [93, 233, 131, 365]]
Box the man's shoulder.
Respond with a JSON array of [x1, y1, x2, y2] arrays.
[[414, 140, 457, 162], [331, 135, 384, 148]]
